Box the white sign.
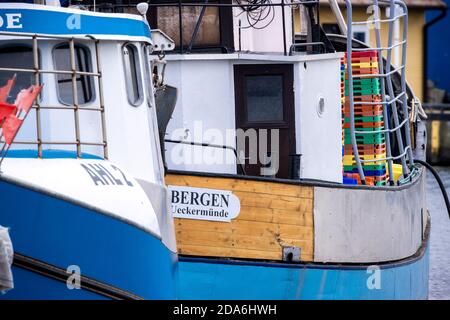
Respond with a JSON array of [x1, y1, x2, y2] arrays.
[[169, 185, 240, 222]]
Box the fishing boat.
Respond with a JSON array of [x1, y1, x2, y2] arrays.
[[145, 0, 434, 299], [2, 0, 447, 301], [0, 1, 177, 299]]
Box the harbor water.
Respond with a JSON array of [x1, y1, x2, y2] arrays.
[[427, 167, 450, 299]]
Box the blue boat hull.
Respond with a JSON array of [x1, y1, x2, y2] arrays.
[[0, 179, 177, 300], [4, 267, 109, 300], [178, 240, 429, 300]]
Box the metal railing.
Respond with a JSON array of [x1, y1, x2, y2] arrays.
[[85, 0, 417, 186], [164, 138, 247, 175], [345, 0, 414, 185], [0, 31, 108, 161], [90, 0, 322, 56]]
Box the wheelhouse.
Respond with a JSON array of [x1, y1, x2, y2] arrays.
[[0, 22, 164, 186]]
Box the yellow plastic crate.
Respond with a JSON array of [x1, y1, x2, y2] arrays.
[[390, 163, 403, 182], [350, 62, 379, 69]]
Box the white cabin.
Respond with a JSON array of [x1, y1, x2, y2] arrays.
[[145, 1, 344, 183], [164, 52, 343, 183]]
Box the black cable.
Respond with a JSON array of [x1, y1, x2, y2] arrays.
[[236, 0, 275, 30], [415, 159, 450, 219]]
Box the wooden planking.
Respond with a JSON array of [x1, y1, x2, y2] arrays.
[[178, 244, 314, 262], [177, 230, 279, 252], [178, 244, 284, 261], [278, 224, 313, 239], [234, 206, 313, 226], [176, 220, 314, 255], [167, 174, 315, 262], [167, 175, 313, 199], [176, 221, 313, 248], [234, 191, 312, 211]]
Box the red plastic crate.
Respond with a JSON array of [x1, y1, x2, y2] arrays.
[[346, 51, 378, 58]]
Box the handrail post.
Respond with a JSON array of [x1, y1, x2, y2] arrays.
[[281, 0, 287, 55], [397, 1, 415, 167], [69, 38, 82, 158], [187, 0, 209, 53], [178, 0, 183, 54], [373, 0, 395, 185], [33, 35, 43, 158], [94, 39, 108, 160], [345, 0, 366, 184], [384, 0, 409, 177]]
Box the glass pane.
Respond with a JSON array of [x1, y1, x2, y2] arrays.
[[0, 46, 35, 103], [323, 23, 340, 34], [353, 32, 366, 43], [245, 75, 284, 122], [143, 45, 153, 105], [157, 6, 220, 47], [54, 44, 94, 105], [123, 44, 142, 105]]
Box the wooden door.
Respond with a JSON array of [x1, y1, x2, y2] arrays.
[[234, 64, 296, 179]]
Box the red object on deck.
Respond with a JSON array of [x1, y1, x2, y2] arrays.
[[15, 85, 43, 113], [0, 76, 16, 103], [0, 103, 17, 123], [346, 51, 378, 58], [2, 114, 23, 145], [0, 84, 42, 147]]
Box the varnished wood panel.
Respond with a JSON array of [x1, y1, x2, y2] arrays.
[[166, 174, 314, 261]]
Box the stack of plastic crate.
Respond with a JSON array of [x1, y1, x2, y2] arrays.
[[341, 57, 357, 185], [342, 51, 388, 186]]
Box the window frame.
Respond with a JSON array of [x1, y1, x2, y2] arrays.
[[142, 43, 155, 108], [322, 23, 341, 35], [234, 64, 294, 129], [352, 25, 371, 45], [148, 0, 234, 53], [122, 42, 144, 107], [0, 43, 42, 102], [52, 42, 96, 106], [141, 44, 164, 184]]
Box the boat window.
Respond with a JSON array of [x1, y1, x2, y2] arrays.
[[322, 23, 340, 35], [122, 43, 144, 106], [53, 43, 94, 105], [148, 0, 234, 52], [352, 25, 370, 45], [155, 4, 219, 47], [142, 44, 154, 107], [0, 45, 37, 103]]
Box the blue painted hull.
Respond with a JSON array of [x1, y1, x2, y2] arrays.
[[178, 244, 429, 300], [0, 179, 177, 300], [4, 267, 109, 300]]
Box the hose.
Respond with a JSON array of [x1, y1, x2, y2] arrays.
[[414, 159, 450, 219]]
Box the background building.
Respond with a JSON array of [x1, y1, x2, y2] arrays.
[[426, 0, 449, 103]]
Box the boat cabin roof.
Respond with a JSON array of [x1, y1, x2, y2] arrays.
[[0, 3, 152, 43]]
